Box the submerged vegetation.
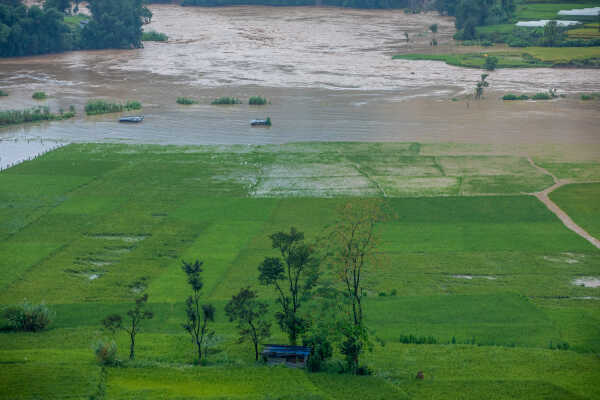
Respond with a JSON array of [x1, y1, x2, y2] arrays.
[[0, 106, 75, 126], [176, 97, 199, 105], [32, 91, 48, 100], [85, 100, 142, 115], [211, 96, 242, 105], [249, 96, 268, 105], [142, 30, 168, 42]]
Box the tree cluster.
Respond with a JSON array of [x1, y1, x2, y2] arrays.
[[0, 0, 151, 58], [97, 200, 386, 374], [434, 0, 515, 40]]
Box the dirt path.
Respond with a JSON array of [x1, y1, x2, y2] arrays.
[[527, 157, 600, 250]]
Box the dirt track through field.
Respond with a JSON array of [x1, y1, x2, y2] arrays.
[[527, 157, 600, 250]]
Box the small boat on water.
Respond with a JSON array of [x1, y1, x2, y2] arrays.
[[251, 117, 271, 127], [119, 116, 144, 123]]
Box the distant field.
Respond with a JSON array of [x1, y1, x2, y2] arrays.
[[0, 143, 598, 400], [393, 46, 600, 69], [515, 2, 599, 20]]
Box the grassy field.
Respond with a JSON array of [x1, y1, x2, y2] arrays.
[[515, 2, 599, 20], [0, 143, 599, 399], [393, 46, 600, 69], [551, 183, 600, 238]]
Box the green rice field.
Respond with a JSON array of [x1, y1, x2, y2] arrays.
[[0, 142, 599, 399]]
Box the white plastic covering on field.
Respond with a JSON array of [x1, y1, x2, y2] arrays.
[[516, 20, 580, 27], [558, 7, 600, 16]]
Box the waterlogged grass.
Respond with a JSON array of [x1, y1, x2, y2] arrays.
[[32, 91, 47, 100], [85, 100, 141, 115], [176, 97, 198, 105], [249, 96, 269, 105], [211, 96, 242, 105], [0, 143, 598, 399], [0, 107, 75, 127], [142, 30, 168, 42]]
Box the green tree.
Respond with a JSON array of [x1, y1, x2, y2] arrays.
[[484, 55, 498, 71], [258, 227, 319, 345], [82, 0, 149, 49], [325, 200, 386, 373], [475, 73, 489, 99], [44, 0, 71, 13], [102, 293, 154, 360], [542, 20, 563, 46], [225, 287, 271, 361], [181, 259, 216, 362]]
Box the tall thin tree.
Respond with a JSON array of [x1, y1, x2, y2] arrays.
[[181, 260, 215, 362]]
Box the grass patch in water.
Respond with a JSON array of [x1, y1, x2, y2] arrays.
[[249, 96, 268, 105], [211, 96, 241, 105], [85, 100, 141, 115], [32, 92, 47, 100], [142, 30, 168, 42], [176, 97, 198, 105], [0, 106, 75, 126]]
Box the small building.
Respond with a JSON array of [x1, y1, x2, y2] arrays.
[[261, 344, 311, 368]]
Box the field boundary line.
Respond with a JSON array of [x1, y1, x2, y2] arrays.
[[528, 156, 600, 250]]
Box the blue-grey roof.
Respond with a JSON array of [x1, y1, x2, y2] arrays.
[[262, 344, 311, 357]]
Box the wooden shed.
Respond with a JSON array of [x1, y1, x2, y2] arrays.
[[261, 344, 311, 368]]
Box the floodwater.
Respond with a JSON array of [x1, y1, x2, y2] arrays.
[[1, 5, 600, 152]]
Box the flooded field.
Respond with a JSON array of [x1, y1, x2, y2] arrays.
[[1, 5, 600, 148]]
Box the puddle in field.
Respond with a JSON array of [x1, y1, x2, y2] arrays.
[[573, 277, 600, 288], [452, 275, 497, 280], [91, 234, 149, 243], [543, 253, 585, 265], [573, 296, 600, 300]]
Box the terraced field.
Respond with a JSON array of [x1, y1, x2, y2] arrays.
[[1, 142, 599, 400]]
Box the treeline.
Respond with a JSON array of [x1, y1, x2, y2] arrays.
[[0, 0, 152, 57]]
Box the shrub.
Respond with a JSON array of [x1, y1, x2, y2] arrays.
[[142, 30, 168, 42], [378, 291, 387, 297], [249, 96, 268, 105], [0, 89, 8, 96], [356, 365, 373, 375], [265, 117, 272, 126], [32, 92, 47, 100], [177, 97, 198, 105], [532, 92, 551, 100], [580, 94, 599, 101], [484, 56, 498, 71], [211, 97, 241, 105], [2, 300, 53, 332], [94, 339, 118, 365], [303, 333, 333, 372], [503, 94, 518, 100]]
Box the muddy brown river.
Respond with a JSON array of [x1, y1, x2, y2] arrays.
[[1, 5, 600, 156]]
